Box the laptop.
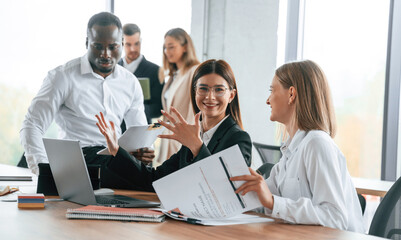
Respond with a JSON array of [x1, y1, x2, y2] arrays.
[[42, 138, 160, 208]]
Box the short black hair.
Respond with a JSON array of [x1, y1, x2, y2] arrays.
[[87, 12, 122, 34], [123, 24, 141, 36]]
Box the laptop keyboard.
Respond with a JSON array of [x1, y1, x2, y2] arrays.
[[95, 195, 129, 205]]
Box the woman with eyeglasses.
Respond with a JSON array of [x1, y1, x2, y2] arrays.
[[95, 59, 252, 191]]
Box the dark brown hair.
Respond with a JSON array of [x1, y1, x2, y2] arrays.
[[190, 59, 243, 129], [122, 23, 140, 36]]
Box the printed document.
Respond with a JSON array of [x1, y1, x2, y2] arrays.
[[153, 208, 273, 226], [97, 124, 165, 155], [152, 145, 263, 220]]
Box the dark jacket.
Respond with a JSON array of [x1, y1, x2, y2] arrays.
[[108, 116, 252, 191], [118, 56, 164, 124]]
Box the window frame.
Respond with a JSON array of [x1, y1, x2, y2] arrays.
[[284, 0, 401, 181]]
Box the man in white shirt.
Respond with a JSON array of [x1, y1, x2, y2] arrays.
[[20, 12, 147, 188]]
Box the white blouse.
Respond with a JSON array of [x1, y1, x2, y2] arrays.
[[164, 70, 180, 112], [200, 115, 229, 146], [265, 130, 365, 233]]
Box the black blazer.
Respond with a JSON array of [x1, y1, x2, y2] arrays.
[[118, 56, 164, 123], [108, 116, 252, 191]]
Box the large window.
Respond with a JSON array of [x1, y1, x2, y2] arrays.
[[0, 0, 103, 166], [0, 0, 192, 166], [301, 0, 390, 179], [115, 0, 192, 66]]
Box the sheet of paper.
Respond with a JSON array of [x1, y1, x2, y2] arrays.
[[97, 124, 165, 155], [152, 208, 273, 226], [152, 145, 262, 220], [0, 176, 32, 181], [198, 214, 273, 226]]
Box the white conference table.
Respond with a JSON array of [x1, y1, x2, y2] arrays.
[[0, 163, 395, 197], [0, 163, 391, 239]]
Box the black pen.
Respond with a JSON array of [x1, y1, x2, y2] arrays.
[[219, 157, 246, 209], [186, 218, 201, 225], [169, 211, 201, 224], [171, 211, 183, 216]]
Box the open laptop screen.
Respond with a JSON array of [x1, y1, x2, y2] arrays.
[[42, 138, 159, 208]]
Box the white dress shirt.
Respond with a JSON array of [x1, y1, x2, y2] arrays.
[[122, 54, 143, 73], [265, 130, 364, 233], [164, 70, 182, 112], [200, 115, 229, 146], [20, 54, 147, 175]]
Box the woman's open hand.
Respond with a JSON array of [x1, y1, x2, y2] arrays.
[[95, 112, 119, 156], [158, 107, 203, 157], [230, 167, 274, 209]]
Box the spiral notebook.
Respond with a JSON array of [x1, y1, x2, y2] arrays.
[[66, 205, 165, 222]]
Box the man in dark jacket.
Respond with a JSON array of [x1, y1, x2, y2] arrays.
[[119, 23, 164, 126]]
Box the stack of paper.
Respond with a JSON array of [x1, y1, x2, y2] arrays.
[[66, 205, 165, 222], [152, 145, 274, 226], [0, 176, 32, 181], [156, 208, 273, 226], [18, 193, 45, 209]]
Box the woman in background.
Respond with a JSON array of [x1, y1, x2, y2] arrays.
[[231, 60, 364, 233], [96, 59, 251, 191], [156, 28, 200, 164]]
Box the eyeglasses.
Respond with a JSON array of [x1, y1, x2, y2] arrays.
[[195, 85, 229, 97]]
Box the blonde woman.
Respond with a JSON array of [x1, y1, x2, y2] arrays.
[[232, 60, 364, 232], [157, 28, 200, 163]]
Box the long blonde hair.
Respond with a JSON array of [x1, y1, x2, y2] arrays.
[[162, 28, 200, 78], [275, 60, 337, 138]]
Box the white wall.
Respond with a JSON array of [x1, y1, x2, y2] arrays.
[[191, 0, 280, 168]]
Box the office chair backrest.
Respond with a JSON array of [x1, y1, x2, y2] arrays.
[[369, 176, 401, 239], [257, 163, 275, 179], [254, 142, 368, 216], [17, 153, 28, 168], [358, 194, 366, 215], [253, 142, 282, 164]]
